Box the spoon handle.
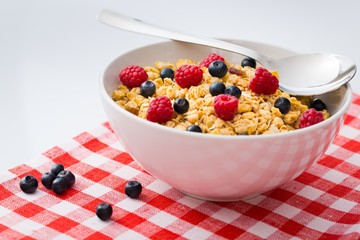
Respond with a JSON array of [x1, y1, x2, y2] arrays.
[[97, 9, 269, 65]]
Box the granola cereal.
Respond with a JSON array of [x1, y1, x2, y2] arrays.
[[112, 55, 329, 135]]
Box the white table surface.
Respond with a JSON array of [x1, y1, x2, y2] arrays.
[[1, 0, 359, 170]]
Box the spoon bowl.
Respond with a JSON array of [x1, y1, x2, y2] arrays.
[[97, 9, 357, 96], [271, 53, 355, 95]]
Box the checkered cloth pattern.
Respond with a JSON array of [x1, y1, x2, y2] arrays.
[[1, 94, 360, 240]]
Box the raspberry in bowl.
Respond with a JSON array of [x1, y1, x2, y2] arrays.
[[100, 40, 352, 201]]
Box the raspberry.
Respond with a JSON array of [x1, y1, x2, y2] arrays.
[[119, 65, 148, 88], [175, 64, 203, 88], [298, 108, 324, 128], [199, 53, 225, 68], [146, 96, 174, 123], [249, 67, 279, 95], [213, 94, 239, 121]]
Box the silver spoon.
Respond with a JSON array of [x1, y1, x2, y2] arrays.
[[97, 9, 356, 96]]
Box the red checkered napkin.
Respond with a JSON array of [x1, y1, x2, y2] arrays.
[[1, 94, 360, 240]]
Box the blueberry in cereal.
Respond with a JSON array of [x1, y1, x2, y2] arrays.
[[187, 124, 202, 133], [173, 98, 189, 114], [241, 57, 257, 68], [274, 97, 291, 114], [140, 80, 156, 98], [209, 82, 226, 96], [208, 60, 228, 78], [224, 85, 242, 99], [160, 67, 175, 80], [310, 98, 327, 111]]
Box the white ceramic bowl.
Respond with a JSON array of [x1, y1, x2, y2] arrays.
[[100, 40, 352, 201]]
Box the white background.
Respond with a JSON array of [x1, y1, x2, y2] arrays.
[[1, 0, 359, 170]]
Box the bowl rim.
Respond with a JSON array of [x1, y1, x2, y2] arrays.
[[100, 40, 353, 141]]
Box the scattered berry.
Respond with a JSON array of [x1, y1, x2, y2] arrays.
[[160, 67, 175, 80], [19, 175, 38, 194], [298, 108, 324, 128], [57, 170, 75, 188], [241, 57, 256, 68], [52, 177, 67, 195], [224, 85, 242, 99], [209, 82, 226, 96], [274, 97, 291, 114], [187, 125, 202, 133], [51, 164, 64, 176], [249, 67, 279, 95], [199, 53, 225, 68], [310, 98, 327, 111], [175, 64, 203, 88], [173, 98, 189, 114], [208, 60, 228, 78], [96, 202, 113, 221], [119, 65, 148, 88], [213, 94, 239, 121], [146, 96, 174, 123], [125, 180, 142, 198], [41, 172, 56, 189], [140, 81, 156, 98]]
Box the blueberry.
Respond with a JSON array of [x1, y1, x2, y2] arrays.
[[125, 180, 142, 198], [241, 57, 256, 68], [173, 98, 189, 114], [51, 163, 64, 176], [52, 177, 67, 194], [274, 97, 291, 114], [140, 81, 156, 98], [57, 170, 75, 188], [41, 172, 56, 189], [224, 85, 242, 98], [208, 60, 228, 78], [310, 98, 327, 111], [209, 82, 226, 96], [96, 202, 113, 221], [187, 125, 202, 133], [160, 68, 174, 80], [19, 175, 38, 194]]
